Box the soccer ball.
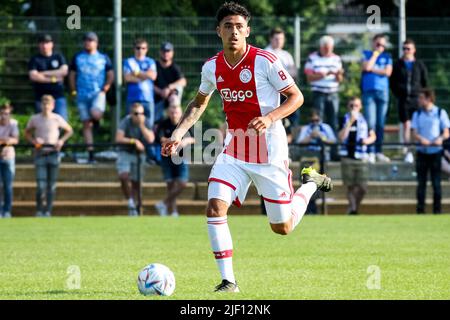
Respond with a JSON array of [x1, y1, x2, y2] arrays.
[[137, 263, 176, 296]]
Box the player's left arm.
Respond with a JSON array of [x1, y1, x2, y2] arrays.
[[248, 84, 304, 134]]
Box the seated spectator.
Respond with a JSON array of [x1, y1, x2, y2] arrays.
[[155, 104, 195, 217], [115, 103, 155, 216], [411, 88, 450, 214], [69, 32, 114, 163], [294, 110, 337, 161], [28, 34, 69, 120], [0, 103, 19, 218], [123, 38, 157, 125], [338, 97, 376, 215], [24, 95, 73, 217], [153, 42, 187, 123]]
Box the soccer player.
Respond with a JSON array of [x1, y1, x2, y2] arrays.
[[161, 2, 333, 292]]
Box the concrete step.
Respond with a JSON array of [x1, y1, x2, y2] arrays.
[[9, 199, 450, 216], [13, 161, 418, 183], [9, 180, 450, 202]]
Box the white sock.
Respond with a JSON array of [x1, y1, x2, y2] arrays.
[[291, 182, 317, 230], [207, 216, 236, 284], [128, 198, 135, 208]]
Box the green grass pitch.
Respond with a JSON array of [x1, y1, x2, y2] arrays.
[[0, 215, 449, 300]]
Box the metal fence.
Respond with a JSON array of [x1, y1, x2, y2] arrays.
[[0, 16, 449, 121]]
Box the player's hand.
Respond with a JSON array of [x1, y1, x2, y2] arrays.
[[248, 116, 273, 135], [34, 137, 44, 149], [433, 137, 444, 146], [134, 140, 145, 152], [420, 137, 431, 146], [161, 139, 181, 157], [55, 139, 64, 151]]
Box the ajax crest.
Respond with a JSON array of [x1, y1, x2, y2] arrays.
[[239, 68, 252, 83]]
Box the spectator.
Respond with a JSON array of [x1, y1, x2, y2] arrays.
[[123, 38, 157, 125], [28, 34, 69, 120], [155, 104, 195, 217], [265, 27, 299, 126], [24, 95, 73, 217], [361, 34, 393, 163], [391, 38, 429, 163], [294, 110, 337, 161], [411, 88, 450, 214], [69, 31, 114, 163], [154, 42, 187, 123], [305, 35, 344, 135], [115, 103, 155, 216], [0, 103, 19, 218], [338, 97, 376, 215]]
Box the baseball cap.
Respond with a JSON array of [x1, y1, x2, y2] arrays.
[[83, 31, 98, 42], [160, 42, 174, 51], [37, 34, 53, 43]]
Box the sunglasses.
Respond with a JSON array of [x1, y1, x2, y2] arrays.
[[133, 112, 145, 116], [135, 46, 147, 50], [349, 103, 360, 108], [311, 119, 320, 123], [375, 43, 385, 48]]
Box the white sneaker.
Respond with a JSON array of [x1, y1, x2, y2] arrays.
[[128, 206, 138, 216], [404, 152, 414, 164], [43, 212, 51, 218], [376, 153, 391, 163], [36, 211, 44, 217], [171, 211, 179, 218], [155, 201, 168, 216], [368, 153, 376, 164], [3, 212, 11, 218]]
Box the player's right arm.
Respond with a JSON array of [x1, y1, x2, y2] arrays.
[[161, 92, 212, 156]]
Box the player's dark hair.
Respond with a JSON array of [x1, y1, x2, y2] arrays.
[[420, 88, 435, 103], [403, 38, 415, 47], [0, 103, 13, 112], [372, 34, 385, 41], [134, 38, 148, 47], [270, 27, 285, 38], [216, 2, 251, 25]]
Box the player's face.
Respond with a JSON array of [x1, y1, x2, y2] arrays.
[[418, 94, 430, 107], [135, 43, 148, 57], [0, 109, 11, 125], [402, 44, 416, 57], [131, 106, 145, 123], [41, 102, 55, 114], [39, 41, 53, 56], [84, 39, 98, 52], [270, 33, 285, 50], [217, 15, 250, 51], [372, 37, 386, 52], [348, 99, 362, 112], [320, 43, 333, 56], [160, 49, 174, 63]]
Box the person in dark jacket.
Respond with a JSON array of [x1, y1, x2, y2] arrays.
[[390, 38, 428, 163]]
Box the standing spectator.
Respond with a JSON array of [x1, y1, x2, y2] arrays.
[[361, 34, 393, 163], [0, 104, 19, 218], [411, 88, 450, 214], [69, 32, 114, 163], [154, 42, 187, 123], [294, 110, 337, 161], [391, 38, 429, 163], [305, 35, 344, 134], [24, 95, 73, 217], [441, 138, 450, 179], [338, 97, 376, 215], [123, 38, 157, 125], [265, 27, 299, 126], [28, 34, 69, 120], [155, 104, 195, 217], [115, 103, 155, 216]]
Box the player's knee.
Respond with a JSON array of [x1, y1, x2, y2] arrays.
[[206, 199, 228, 218], [270, 223, 291, 236]]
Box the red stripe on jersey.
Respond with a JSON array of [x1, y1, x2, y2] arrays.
[[213, 250, 233, 259], [208, 178, 236, 191], [278, 82, 295, 93], [256, 52, 276, 63], [256, 49, 278, 62], [206, 54, 219, 63]]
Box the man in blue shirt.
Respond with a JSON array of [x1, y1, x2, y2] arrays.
[[412, 88, 450, 214], [123, 38, 157, 126], [69, 32, 114, 163], [361, 34, 393, 163]]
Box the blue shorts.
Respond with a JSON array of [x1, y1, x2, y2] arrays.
[[77, 92, 106, 121], [160, 157, 189, 182]]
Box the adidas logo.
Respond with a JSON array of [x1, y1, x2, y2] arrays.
[[217, 76, 224, 82], [279, 192, 287, 198]]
